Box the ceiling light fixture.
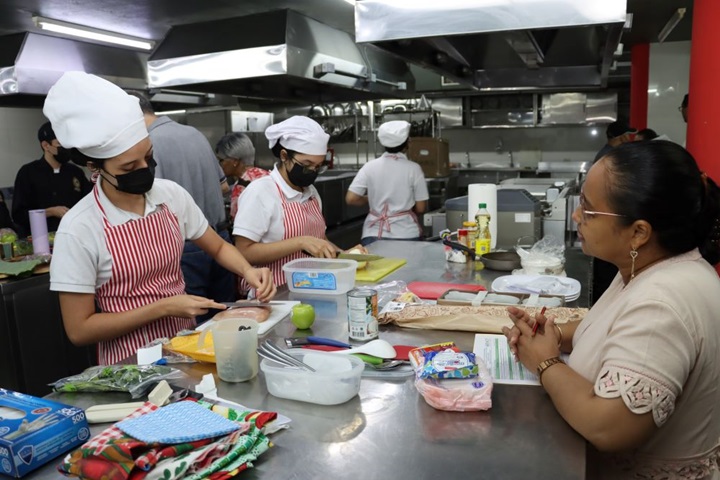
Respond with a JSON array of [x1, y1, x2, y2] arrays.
[[342, 0, 356, 5], [657, 8, 686, 43], [32, 15, 155, 50]]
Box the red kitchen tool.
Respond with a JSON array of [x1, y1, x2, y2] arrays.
[[407, 281, 486, 300]]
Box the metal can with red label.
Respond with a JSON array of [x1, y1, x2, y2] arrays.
[[347, 288, 378, 342]]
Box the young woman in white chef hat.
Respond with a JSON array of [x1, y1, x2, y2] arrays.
[[232, 116, 344, 290], [46, 72, 275, 365], [346, 120, 429, 245]]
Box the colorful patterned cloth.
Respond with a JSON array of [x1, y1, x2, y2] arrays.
[[58, 400, 275, 480]]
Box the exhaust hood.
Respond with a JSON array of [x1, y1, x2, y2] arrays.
[[0, 32, 148, 106], [355, 0, 627, 91], [147, 10, 414, 103]]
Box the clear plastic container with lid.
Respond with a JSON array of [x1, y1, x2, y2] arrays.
[[282, 258, 357, 295]]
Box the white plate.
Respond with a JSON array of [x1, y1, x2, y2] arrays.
[[196, 301, 300, 336], [492, 275, 581, 299]]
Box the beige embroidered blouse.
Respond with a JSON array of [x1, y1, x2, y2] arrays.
[[569, 249, 720, 480]]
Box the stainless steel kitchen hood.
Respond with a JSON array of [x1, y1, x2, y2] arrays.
[[355, 0, 627, 92], [0, 32, 148, 106], [147, 10, 414, 104]]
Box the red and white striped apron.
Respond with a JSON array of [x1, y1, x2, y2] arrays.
[[240, 181, 326, 293], [93, 185, 194, 365]]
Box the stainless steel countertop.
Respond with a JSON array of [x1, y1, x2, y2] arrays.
[[30, 241, 588, 479]]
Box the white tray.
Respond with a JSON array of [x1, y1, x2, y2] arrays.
[[491, 275, 581, 300], [196, 301, 300, 336]]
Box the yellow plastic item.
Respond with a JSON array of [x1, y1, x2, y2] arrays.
[[169, 331, 217, 363], [355, 257, 407, 283]]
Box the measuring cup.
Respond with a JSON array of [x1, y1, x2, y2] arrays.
[[198, 318, 259, 382]]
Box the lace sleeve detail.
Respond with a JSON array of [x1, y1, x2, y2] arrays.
[[595, 365, 677, 427]]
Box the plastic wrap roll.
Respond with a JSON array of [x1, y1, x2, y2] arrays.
[[467, 184, 497, 249], [29, 209, 50, 254]]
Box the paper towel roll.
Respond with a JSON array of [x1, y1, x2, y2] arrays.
[[29, 209, 50, 254], [467, 184, 497, 249]]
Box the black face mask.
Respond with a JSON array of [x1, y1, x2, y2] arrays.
[[54, 147, 73, 165], [104, 157, 156, 195], [286, 161, 318, 187]]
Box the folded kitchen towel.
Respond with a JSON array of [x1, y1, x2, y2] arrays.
[[117, 401, 240, 444]]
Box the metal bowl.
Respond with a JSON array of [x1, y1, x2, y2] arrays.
[[480, 251, 521, 271]]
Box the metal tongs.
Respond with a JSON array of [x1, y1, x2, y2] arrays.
[[257, 340, 316, 372]]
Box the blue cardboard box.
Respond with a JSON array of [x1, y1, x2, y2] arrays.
[[0, 389, 89, 478]]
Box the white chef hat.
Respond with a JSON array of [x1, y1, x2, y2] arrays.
[[43, 71, 148, 159], [378, 120, 411, 148], [265, 116, 329, 156]]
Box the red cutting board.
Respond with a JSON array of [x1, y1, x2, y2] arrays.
[[407, 281, 486, 300]]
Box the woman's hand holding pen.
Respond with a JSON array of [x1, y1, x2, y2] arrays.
[[502, 306, 561, 371], [242, 267, 276, 302]]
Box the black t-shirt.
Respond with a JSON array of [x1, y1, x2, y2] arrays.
[[12, 158, 92, 236]]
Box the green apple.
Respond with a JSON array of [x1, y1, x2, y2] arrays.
[[291, 303, 315, 329]]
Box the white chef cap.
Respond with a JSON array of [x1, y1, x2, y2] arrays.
[[265, 116, 329, 156], [43, 71, 148, 159], [378, 120, 411, 148]]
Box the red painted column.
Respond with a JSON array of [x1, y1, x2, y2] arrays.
[[686, 0, 720, 182], [629, 44, 649, 130]]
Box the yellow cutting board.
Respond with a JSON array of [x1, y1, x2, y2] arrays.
[[355, 258, 407, 283]]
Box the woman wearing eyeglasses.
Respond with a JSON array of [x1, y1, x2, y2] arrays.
[[503, 141, 720, 479], [233, 116, 339, 289]]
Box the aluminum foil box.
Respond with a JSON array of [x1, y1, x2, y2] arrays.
[[0, 389, 89, 478]]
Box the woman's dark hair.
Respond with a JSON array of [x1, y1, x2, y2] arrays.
[[68, 148, 105, 168], [270, 141, 296, 160], [385, 139, 409, 154], [604, 140, 720, 265], [635, 128, 658, 141]]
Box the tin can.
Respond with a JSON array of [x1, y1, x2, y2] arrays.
[[347, 288, 379, 341]]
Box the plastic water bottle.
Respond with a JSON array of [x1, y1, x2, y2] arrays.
[[474, 203, 491, 256]]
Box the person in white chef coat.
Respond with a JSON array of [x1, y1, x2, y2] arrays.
[[46, 72, 275, 365], [233, 116, 339, 290], [346, 120, 429, 246]]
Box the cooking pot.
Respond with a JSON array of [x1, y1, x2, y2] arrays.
[[479, 251, 521, 271]]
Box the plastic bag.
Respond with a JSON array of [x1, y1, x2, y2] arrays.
[[372, 280, 410, 309], [50, 365, 184, 398], [515, 235, 565, 275], [144, 337, 198, 364]]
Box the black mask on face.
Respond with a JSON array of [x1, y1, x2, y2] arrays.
[[103, 157, 156, 195], [286, 161, 318, 187], [54, 147, 73, 165]]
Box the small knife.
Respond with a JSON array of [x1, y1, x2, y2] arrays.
[[337, 253, 384, 262], [220, 300, 274, 309], [285, 336, 351, 349]]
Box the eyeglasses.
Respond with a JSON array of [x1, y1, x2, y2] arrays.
[[290, 156, 328, 174], [577, 194, 627, 223]]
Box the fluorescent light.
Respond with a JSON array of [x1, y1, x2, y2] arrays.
[[342, 0, 356, 4], [658, 8, 686, 43], [33, 16, 154, 50], [155, 109, 187, 115], [590, 129, 598, 136]]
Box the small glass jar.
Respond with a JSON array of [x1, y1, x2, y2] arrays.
[[462, 221, 478, 250]]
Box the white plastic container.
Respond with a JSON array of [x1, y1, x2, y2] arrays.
[[283, 258, 357, 295], [260, 350, 364, 405]]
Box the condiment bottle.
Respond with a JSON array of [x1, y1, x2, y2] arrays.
[[474, 203, 491, 256]]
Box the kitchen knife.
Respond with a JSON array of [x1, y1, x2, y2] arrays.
[[336, 253, 384, 262], [220, 300, 274, 309], [285, 336, 351, 348]]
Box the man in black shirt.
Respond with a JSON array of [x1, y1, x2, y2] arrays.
[[12, 122, 92, 236], [593, 121, 637, 163]]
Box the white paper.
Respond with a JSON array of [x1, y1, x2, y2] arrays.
[[195, 373, 218, 397], [473, 334, 569, 386], [136, 343, 162, 365]]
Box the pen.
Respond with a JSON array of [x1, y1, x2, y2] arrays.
[[531, 306, 547, 337]]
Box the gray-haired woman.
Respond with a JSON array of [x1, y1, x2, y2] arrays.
[[215, 132, 269, 221]]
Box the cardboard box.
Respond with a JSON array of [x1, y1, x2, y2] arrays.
[[0, 389, 89, 478], [407, 137, 450, 178]]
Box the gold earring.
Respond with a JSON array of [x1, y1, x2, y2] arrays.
[[630, 248, 638, 280]]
